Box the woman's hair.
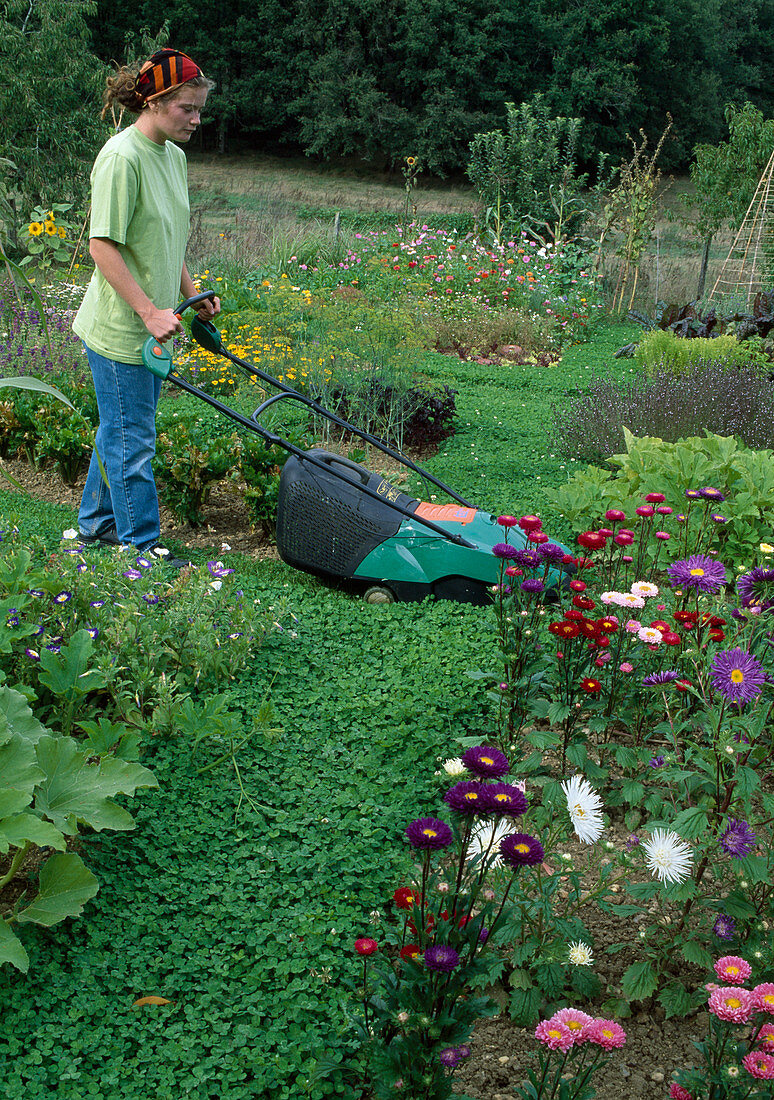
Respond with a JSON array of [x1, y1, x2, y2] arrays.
[[101, 54, 214, 120]]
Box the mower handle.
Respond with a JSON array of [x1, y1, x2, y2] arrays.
[[174, 290, 218, 317]]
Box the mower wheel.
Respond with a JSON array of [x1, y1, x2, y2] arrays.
[[364, 585, 396, 605]]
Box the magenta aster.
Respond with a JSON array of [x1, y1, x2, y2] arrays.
[[714, 956, 752, 985], [586, 1019, 626, 1050], [719, 818, 757, 858], [668, 554, 727, 593], [535, 1019, 574, 1052], [710, 647, 766, 705], [461, 745, 510, 779], [753, 983, 774, 1014], [742, 1051, 774, 1079]]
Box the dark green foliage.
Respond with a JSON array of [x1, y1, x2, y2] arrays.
[[327, 378, 457, 452]]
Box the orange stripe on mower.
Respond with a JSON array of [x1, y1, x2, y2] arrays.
[[414, 503, 477, 525]]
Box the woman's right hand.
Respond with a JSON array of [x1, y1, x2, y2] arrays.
[[142, 307, 183, 343]]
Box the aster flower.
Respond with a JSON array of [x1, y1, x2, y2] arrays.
[[493, 542, 519, 560], [631, 581, 658, 597], [444, 780, 488, 815], [699, 486, 725, 502], [461, 745, 510, 778], [567, 942, 594, 966], [393, 887, 415, 910], [669, 1085, 694, 1100], [719, 818, 757, 858], [535, 1019, 574, 1052], [440, 757, 467, 777], [538, 542, 566, 563], [637, 626, 663, 644], [424, 945, 459, 972], [466, 818, 513, 865], [742, 1051, 774, 1080], [562, 775, 604, 844], [354, 937, 378, 956], [708, 986, 754, 1023], [667, 554, 727, 594], [405, 817, 454, 850], [710, 647, 766, 706], [480, 782, 528, 817], [499, 833, 544, 868], [586, 1019, 627, 1051], [713, 915, 736, 941], [736, 567, 774, 611], [521, 577, 545, 594], [753, 983, 774, 1014], [439, 1047, 462, 1068], [642, 829, 693, 884], [512, 548, 542, 569], [642, 670, 679, 686], [714, 956, 752, 985]]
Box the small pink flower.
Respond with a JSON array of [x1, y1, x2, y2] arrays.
[[636, 505, 655, 517], [614, 531, 634, 546], [742, 1050, 774, 1079], [586, 1018, 626, 1050], [535, 1019, 574, 1051], [669, 1085, 694, 1100], [625, 619, 642, 633], [547, 1008, 593, 1040], [657, 505, 673, 515], [708, 986, 754, 1023], [753, 983, 774, 1014], [655, 531, 671, 540], [605, 509, 626, 522], [498, 515, 518, 528], [645, 492, 666, 503], [619, 662, 634, 673], [757, 1023, 774, 1048], [714, 956, 752, 985]]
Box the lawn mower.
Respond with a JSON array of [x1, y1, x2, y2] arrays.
[[142, 292, 573, 604]]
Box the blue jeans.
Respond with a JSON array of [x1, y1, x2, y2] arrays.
[[78, 345, 162, 549]]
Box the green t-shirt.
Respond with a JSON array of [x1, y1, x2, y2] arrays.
[[73, 125, 189, 364]]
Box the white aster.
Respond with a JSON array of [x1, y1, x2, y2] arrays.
[[442, 757, 467, 776], [642, 829, 693, 884], [568, 941, 594, 966], [466, 818, 513, 866], [561, 775, 605, 844]]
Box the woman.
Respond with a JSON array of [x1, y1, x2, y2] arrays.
[[74, 48, 219, 566]]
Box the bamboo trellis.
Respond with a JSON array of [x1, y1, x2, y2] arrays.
[[709, 147, 774, 307]]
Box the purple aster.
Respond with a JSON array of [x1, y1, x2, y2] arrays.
[[405, 817, 454, 851], [711, 515, 727, 524], [626, 835, 640, 850], [512, 548, 542, 570], [698, 486, 726, 502], [648, 756, 665, 768], [719, 818, 757, 858], [736, 567, 774, 612], [713, 914, 736, 941], [521, 578, 545, 594], [500, 833, 544, 868], [461, 744, 510, 779], [444, 780, 488, 815], [492, 542, 519, 560], [538, 542, 566, 563], [710, 647, 766, 705], [642, 670, 679, 686], [685, 489, 702, 500], [424, 945, 460, 972], [439, 1047, 462, 1068], [480, 782, 528, 817], [667, 554, 728, 594]]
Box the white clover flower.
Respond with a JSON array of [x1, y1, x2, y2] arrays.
[[561, 775, 605, 844], [568, 941, 594, 966], [642, 829, 693, 884], [442, 758, 467, 777]]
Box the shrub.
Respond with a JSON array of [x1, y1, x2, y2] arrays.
[[551, 360, 774, 461], [324, 377, 457, 453], [634, 329, 760, 376], [153, 413, 241, 526]]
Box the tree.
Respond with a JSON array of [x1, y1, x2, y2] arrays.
[[688, 102, 774, 297], [0, 0, 105, 211]]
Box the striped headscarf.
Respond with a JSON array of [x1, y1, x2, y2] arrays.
[[136, 49, 203, 103]]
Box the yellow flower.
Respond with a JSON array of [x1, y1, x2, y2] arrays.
[[58, 227, 66, 239], [44, 221, 56, 236], [760, 543, 774, 555], [28, 222, 43, 236], [406, 156, 417, 166], [45, 210, 54, 220]]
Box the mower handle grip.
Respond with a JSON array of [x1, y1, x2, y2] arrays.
[[174, 290, 218, 317], [314, 452, 372, 485]]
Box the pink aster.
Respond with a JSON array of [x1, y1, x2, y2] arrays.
[[742, 1050, 774, 1079], [669, 1086, 694, 1100], [547, 1008, 593, 1041], [714, 956, 752, 985], [534, 1019, 574, 1052], [708, 986, 754, 1023], [758, 1024, 774, 1049], [586, 1018, 626, 1050], [753, 983, 774, 1014]]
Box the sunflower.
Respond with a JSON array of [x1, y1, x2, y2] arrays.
[[28, 222, 44, 236], [44, 220, 57, 236], [58, 227, 66, 239], [406, 156, 417, 166]]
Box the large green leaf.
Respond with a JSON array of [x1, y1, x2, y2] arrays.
[[0, 684, 50, 745], [0, 919, 29, 973], [37, 629, 106, 699], [33, 735, 157, 834], [0, 732, 44, 794], [0, 811, 66, 854], [0, 788, 33, 820], [16, 852, 98, 927]]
